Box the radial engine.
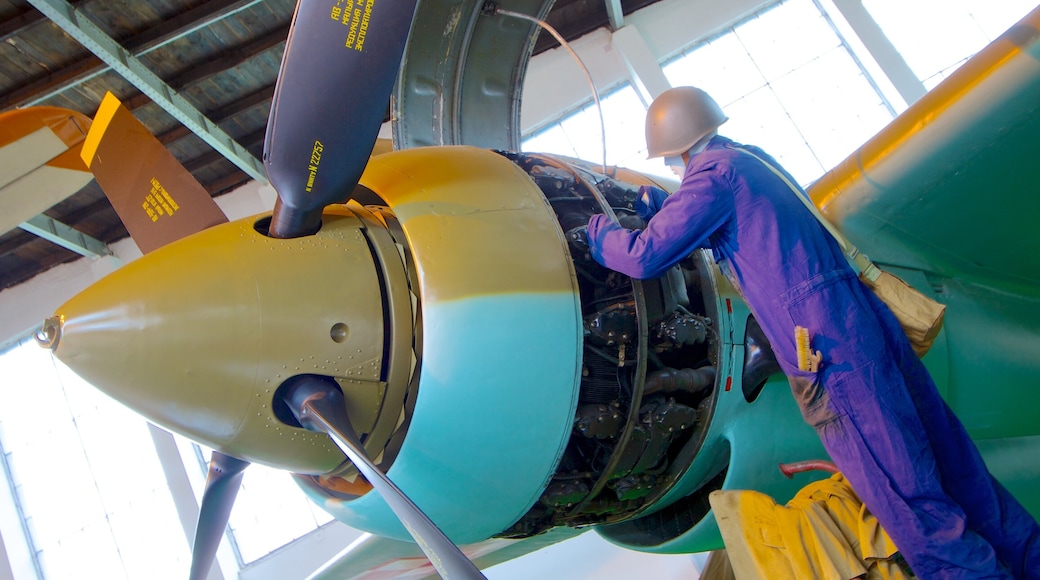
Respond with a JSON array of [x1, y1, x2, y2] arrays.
[[44, 146, 820, 553]]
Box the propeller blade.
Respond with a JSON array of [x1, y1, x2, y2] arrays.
[[81, 92, 228, 254], [189, 452, 250, 580], [283, 377, 486, 580], [263, 0, 418, 238]]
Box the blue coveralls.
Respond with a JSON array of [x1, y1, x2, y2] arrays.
[[587, 135, 1040, 578]]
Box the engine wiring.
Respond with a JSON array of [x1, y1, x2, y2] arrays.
[[490, 4, 609, 173]]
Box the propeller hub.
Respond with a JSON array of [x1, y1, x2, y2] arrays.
[[47, 207, 413, 475], [35, 315, 62, 350]]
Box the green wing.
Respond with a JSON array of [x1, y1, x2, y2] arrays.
[[810, 8, 1040, 297]]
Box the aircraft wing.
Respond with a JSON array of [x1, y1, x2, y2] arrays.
[[809, 7, 1040, 294], [308, 527, 585, 579], [0, 107, 93, 235]]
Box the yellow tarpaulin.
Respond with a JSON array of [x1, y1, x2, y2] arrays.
[[709, 474, 911, 579]]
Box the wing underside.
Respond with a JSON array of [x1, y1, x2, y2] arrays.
[[0, 107, 93, 235]]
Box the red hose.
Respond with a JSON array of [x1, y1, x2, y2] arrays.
[[778, 460, 839, 478]]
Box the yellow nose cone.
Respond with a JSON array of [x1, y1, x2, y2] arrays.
[[46, 209, 393, 474]]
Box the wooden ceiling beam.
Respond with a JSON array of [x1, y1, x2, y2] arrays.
[[0, 228, 36, 257], [533, 0, 660, 54], [121, 27, 285, 111], [0, 249, 78, 292], [203, 169, 253, 197], [165, 27, 287, 89], [157, 84, 275, 145], [52, 196, 117, 235], [0, 0, 86, 43], [0, 0, 264, 111], [184, 127, 266, 174], [28, 0, 266, 181]]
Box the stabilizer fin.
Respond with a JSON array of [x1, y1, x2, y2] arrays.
[[82, 92, 228, 254]]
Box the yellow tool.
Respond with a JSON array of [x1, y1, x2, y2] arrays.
[[795, 326, 822, 372]]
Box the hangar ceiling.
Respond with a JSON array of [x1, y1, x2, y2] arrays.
[[0, 0, 662, 292]]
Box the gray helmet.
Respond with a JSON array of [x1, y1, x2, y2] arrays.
[[645, 87, 728, 158]]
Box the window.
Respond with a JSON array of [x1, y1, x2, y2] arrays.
[[0, 339, 333, 579], [178, 442, 335, 566], [663, 0, 895, 185], [862, 0, 1038, 89], [520, 0, 1037, 189], [522, 0, 922, 187], [522, 84, 677, 180], [0, 340, 189, 579]]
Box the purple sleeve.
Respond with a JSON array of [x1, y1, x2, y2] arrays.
[[587, 163, 733, 279]]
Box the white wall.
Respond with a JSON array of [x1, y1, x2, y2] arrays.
[[520, 0, 769, 133], [0, 240, 136, 348]]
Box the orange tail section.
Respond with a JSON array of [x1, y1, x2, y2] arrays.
[[81, 92, 228, 254]]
